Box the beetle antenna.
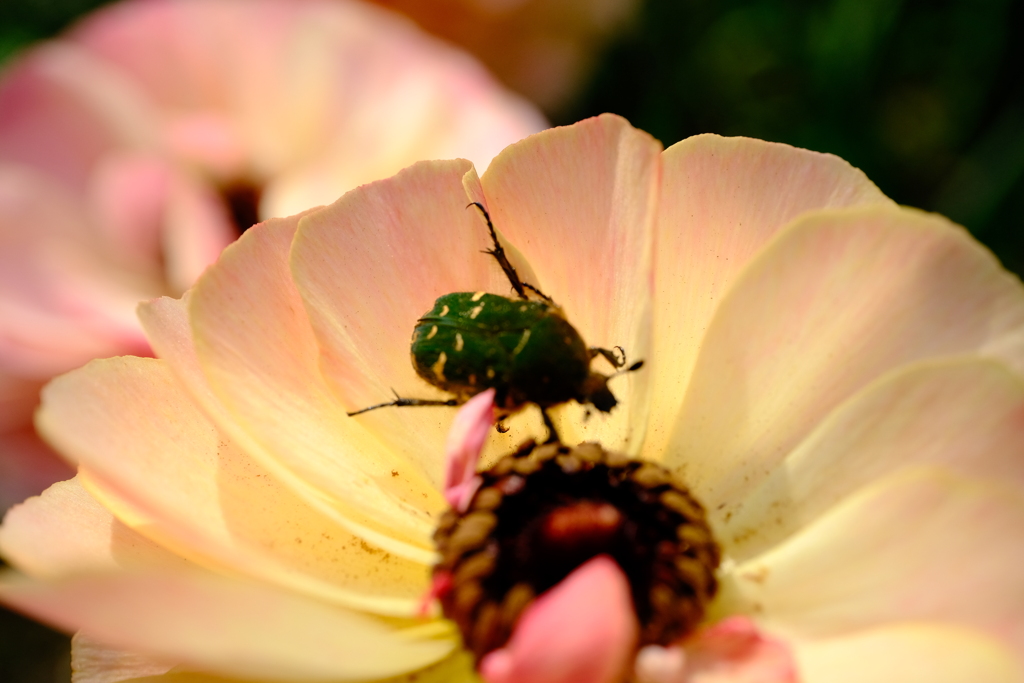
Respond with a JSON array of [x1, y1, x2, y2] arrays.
[[589, 345, 627, 369], [467, 202, 552, 303], [347, 395, 460, 417]]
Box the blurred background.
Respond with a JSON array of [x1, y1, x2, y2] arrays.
[[1, 0, 1022, 680]]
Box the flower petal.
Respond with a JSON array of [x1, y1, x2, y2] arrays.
[[162, 173, 237, 295], [72, 0, 542, 194], [139, 293, 434, 565], [478, 114, 661, 451], [445, 389, 494, 512], [663, 206, 1024, 507], [189, 214, 442, 555], [0, 477, 186, 577], [0, 568, 454, 681], [479, 555, 638, 683], [793, 622, 1024, 683], [0, 43, 155, 191], [0, 164, 153, 377], [290, 159, 529, 486], [720, 357, 1024, 560], [35, 356, 430, 615], [105, 651, 480, 683], [71, 633, 175, 683], [678, 616, 797, 683], [644, 135, 893, 461], [723, 468, 1024, 656]]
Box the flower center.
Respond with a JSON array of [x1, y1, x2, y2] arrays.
[[432, 440, 721, 661], [219, 179, 263, 235]]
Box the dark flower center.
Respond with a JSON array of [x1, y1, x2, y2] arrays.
[[433, 440, 721, 661], [219, 179, 263, 236]]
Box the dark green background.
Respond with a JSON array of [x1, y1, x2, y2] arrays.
[[1, 0, 1022, 681]]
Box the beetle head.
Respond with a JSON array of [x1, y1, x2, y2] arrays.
[[583, 373, 617, 412], [583, 360, 644, 413]]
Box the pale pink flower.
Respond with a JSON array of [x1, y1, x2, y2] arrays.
[[1, 115, 1023, 683], [0, 0, 545, 509]]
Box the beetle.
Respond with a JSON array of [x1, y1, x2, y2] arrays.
[[347, 203, 642, 440]]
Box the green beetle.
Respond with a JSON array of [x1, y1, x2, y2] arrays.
[[348, 203, 642, 437]]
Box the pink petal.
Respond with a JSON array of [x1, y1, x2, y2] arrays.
[[0, 165, 153, 378], [0, 46, 148, 192], [479, 114, 661, 451], [479, 555, 638, 683], [71, 0, 542, 199], [444, 388, 495, 512], [682, 617, 798, 683], [644, 134, 893, 462], [663, 206, 1024, 510], [161, 171, 237, 294], [87, 152, 171, 269]]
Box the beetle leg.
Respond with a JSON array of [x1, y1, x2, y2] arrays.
[[346, 396, 460, 417], [540, 408, 561, 444], [589, 345, 627, 369], [468, 202, 553, 303]]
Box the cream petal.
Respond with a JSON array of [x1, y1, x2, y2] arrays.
[[366, 651, 479, 683], [0, 568, 454, 681], [644, 135, 893, 461], [290, 159, 523, 486], [36, 357, 430, 615], [794, 622, 1024, 683], [189, 214, 443, 556], [720, 357, 1024, 560], [138, 295, 434, 566], [478, 114, 661, 451], [723, 469, 1024, 655], [664, 206, 1024, 506], [0, 477, 187, 577], [107, 652, 479, 683], [71, 633, 176, 683]]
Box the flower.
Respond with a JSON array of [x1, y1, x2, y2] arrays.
[[0, 0, 545, 510], [3, 114, 1024, 682], [366, 0, 641, 112]]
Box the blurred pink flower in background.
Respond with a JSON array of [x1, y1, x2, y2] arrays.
[[0, 0, 545, 510]]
